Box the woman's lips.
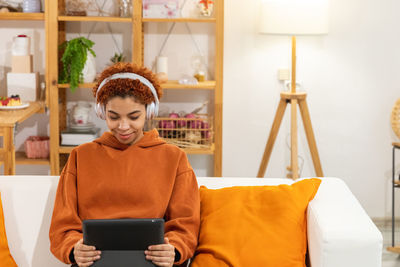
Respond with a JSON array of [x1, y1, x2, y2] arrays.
[[118, 132, 133, 140]]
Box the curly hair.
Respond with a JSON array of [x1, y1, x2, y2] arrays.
[[92, 62, 163, 105]]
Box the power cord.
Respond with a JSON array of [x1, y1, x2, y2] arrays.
[[285, 133, 305, 177]]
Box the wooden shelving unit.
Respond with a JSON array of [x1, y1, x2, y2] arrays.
[[47, 0, 223, 176], [0, 12, 45, 20]]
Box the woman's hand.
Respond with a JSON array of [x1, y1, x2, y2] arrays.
[[145, 237, 175, 267], [73, 239, 101, 267]]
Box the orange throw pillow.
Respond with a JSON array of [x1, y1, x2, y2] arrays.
[[191, 178, 321, 267], [0, 193, 17, 266]]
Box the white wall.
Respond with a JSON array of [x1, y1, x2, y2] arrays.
[[223, 0, 400, 218], [1, 0, 400, 218]]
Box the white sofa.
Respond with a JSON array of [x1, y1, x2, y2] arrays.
[[0, 176, 382, 267]]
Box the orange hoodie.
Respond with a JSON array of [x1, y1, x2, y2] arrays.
[[49, 129, 200, 265]]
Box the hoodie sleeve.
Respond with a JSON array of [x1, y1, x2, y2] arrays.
[[49, 150, 82, 264], [164, 153, 200, 265]]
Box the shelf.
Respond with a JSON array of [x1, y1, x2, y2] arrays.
[[59, 146, 74, 154], [59, 144, 214, 155], [0, 12, 44, 21], [0, 101, 45, 127], [58, 16, 131, 23], [15, 152, 50, 165], [58, 83, 95, 89], [162, 81, 216, 90], [184, 145, 215, 155], [58, 81, 216, 90], [0, 152, 49, 167], [142, 17, 216, 23]]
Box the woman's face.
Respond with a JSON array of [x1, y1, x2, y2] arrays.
[[105, 96, 146, 145]]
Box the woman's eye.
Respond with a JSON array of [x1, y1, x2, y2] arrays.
[[109, 117, 119, 121], [129, 116, 139, 120]]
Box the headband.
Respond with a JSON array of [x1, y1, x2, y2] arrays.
[[95, 72, 160, 106]]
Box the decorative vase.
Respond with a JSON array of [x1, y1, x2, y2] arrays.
[[82, 52, 96, 83], [22, 0, 41, 13], [198, 0, 213, 17], [119, 0, 132, 17], [12, 35, 30, 56], [71, 101, 92, 125]]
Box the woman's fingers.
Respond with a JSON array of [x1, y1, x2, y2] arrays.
[[145, 250, 174, 258], [75, 250, 101, 258], [75, 254, 101, 262], [148, 244, 174, 252], [75, 239, 96, 251], [145, 241, 175, 267], [74, 238, 101, 267], [78, 262, 94, 267], [152, 260, 173, 266]]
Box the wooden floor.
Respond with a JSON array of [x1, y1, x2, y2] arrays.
[[375, 219, 400, 266]]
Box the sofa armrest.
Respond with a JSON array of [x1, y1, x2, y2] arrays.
[[307, 178, 382, 267]]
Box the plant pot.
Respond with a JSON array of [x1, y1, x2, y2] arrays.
[[82, 52, 96, 83]]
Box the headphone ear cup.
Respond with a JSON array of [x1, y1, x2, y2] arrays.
[[146, 103, 154, 119], [95, 103, 106, 120], [146, 102, 158, 119], [100, 104, 106, 120]]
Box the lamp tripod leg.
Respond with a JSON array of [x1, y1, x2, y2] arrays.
[[298, 99, 324, 177], [291, 99, 299, 179], [257, 98, 287, 178]]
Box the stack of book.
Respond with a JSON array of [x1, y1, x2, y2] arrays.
[[61, 128, 101, 146]]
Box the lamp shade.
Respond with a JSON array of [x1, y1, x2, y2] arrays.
[[259, 0, 329, 35]]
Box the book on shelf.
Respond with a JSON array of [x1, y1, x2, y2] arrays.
[[61, 128, 101, 146]]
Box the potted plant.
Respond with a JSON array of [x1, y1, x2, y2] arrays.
[[110, 52, 126, 64], [59, 37, 96, 92]]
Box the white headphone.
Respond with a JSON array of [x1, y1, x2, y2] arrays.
[[94, 72, 160, 120]]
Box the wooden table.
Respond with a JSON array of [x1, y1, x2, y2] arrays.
[[0, 102, 45, 175]]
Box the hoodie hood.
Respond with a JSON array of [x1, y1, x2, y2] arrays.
[[93, 129, 166, 150]]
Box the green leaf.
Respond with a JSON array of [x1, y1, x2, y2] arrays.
[[58, 37, 96, 92]]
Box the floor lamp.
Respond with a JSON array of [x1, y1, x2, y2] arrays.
[[257, 0, 330, 179]]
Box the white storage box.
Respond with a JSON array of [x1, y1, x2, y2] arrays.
[[7, 72, 39, 102]]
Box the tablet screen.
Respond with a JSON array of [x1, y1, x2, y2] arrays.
[[83, 218, 164, 250]]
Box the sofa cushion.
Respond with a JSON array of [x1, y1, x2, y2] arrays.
[[191, 178, 321, 267], [0, 193, 17, 266]]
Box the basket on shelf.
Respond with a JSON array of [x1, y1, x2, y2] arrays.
[[24, 136, 50, 159], [392, 98, 400, 139], [149, 114, 213, 150]]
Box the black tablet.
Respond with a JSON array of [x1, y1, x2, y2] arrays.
[[82, 218, 165, 250]]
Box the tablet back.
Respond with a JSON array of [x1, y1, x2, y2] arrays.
[[82, 218, 164, 267]]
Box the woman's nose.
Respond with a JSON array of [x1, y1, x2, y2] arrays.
[[118, 120, 129, 130]]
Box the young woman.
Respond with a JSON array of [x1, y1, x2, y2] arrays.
[[49, 62, 200, 267]]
